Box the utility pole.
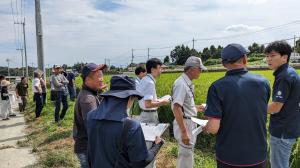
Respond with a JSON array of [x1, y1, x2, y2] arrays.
[[148, 48, 150, 60], [16, 48, 24, 76], [294, 35, 296, 54], [35, 0, 45, 76], [131, 49, 134, 66], [192, 38, 195, 49], [47, 64, 50, 78], [15, 18, 28, 77], [6, 59, 10, 79]]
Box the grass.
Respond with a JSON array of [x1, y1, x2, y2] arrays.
[[22, 69, 300, 168]]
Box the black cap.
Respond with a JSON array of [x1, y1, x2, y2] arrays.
[[81, 63, 107, 79]]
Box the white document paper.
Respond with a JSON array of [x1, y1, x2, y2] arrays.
[[158, 95, 171, 102], [141, 123, 169, 142], [191, 117, 208, 136]]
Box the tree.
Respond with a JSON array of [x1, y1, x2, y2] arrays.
[[210, 45, 217, 59], [72, 62, 86, 73], [248, 43, 262, 55], [170, 45, 199, 65], [201, 47, 211, 61], [163, 56, 170, 64]]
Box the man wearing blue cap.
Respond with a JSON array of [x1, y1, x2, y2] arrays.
[[265, 41, 300, 168], [202, 44, 270, 167], [73, 63, 106, 168], [86, 75, 164, 168]]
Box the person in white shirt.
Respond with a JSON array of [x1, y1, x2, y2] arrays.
[[134, 65, 146, 86], [32, 71, 43, 118], [137, 58, 170, 168]]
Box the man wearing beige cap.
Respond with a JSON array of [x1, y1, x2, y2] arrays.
[[171, 56, 206, 168]]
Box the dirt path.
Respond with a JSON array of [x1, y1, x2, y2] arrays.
[[0, 93, 36, 168]]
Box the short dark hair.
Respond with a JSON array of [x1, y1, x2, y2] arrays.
[[0, 75, 5, 80], [265, 41, 293, 63], [21, 76, 26, 82], [146, 58, 162, 74], [34, 72, 40, 78], [135, 65, 146, 75]]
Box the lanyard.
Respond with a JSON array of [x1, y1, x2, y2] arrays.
[[182, 76, 195, 98]]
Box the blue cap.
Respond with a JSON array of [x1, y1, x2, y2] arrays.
[[221, 43, 249, 63], [81, 63, 107, 79]]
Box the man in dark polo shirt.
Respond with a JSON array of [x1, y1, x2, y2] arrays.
[[202, 43, 270, 167], [73, 63, 106, 168], [265, 41, 300, 168]]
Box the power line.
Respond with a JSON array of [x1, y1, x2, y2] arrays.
[[194, 20, 300, 41]]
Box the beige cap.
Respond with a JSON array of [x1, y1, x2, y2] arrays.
[[184, 56, 207, 70]]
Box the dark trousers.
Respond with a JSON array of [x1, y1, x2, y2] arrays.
[[217, 160, 266, 168], [34, 93, 43, 118], [18, 96, 28, 112], [68, 85, 76, 101], [42, 93, 47, 105], [54, 91, 68, 122]]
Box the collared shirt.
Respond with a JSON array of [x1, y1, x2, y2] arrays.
[[32, 77, 41, 93], [86, 97, 149, 168], [171, 73, 197, 117], [51, 74, 69, 91], [270, 63, 300, 139], [135, 77, 141, 86], [73, 85, 101, 153], [137, 74, 158, 110], [204, 68, 270, 166]]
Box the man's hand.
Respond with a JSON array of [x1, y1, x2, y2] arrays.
[[196, 104, 206, 112], [159, 99, 170, 106], [100, 83, 108, 90], [181, 131, 190, 145], [154, 136, 162, 145]]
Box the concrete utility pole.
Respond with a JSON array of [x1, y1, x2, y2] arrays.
[[131, 49, 134, 66], [294, 35, 296, 54], [15, 18, 28, 77], [6, 59, 10, 79], [16, 48, 24, 76], [148, 48, 150, 60], [192, 38, 195, 49], [35, 0, 45, 76]]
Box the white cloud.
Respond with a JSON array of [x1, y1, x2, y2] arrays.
[[225, 24, 264, 33]]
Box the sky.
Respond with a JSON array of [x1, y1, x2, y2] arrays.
[[0, 0, 300, 68]]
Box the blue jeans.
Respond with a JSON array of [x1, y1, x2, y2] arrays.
[[54, 91, 68, 122], [270, 135, 297, 168], [76, 152, 90, 168], [68, 85, 76, 101]]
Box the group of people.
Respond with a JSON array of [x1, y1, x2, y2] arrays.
[[32, 64, 76, 123], [73, 40, 300, 168]]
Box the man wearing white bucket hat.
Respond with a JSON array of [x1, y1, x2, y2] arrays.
[[1, 80, 11, 120]]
